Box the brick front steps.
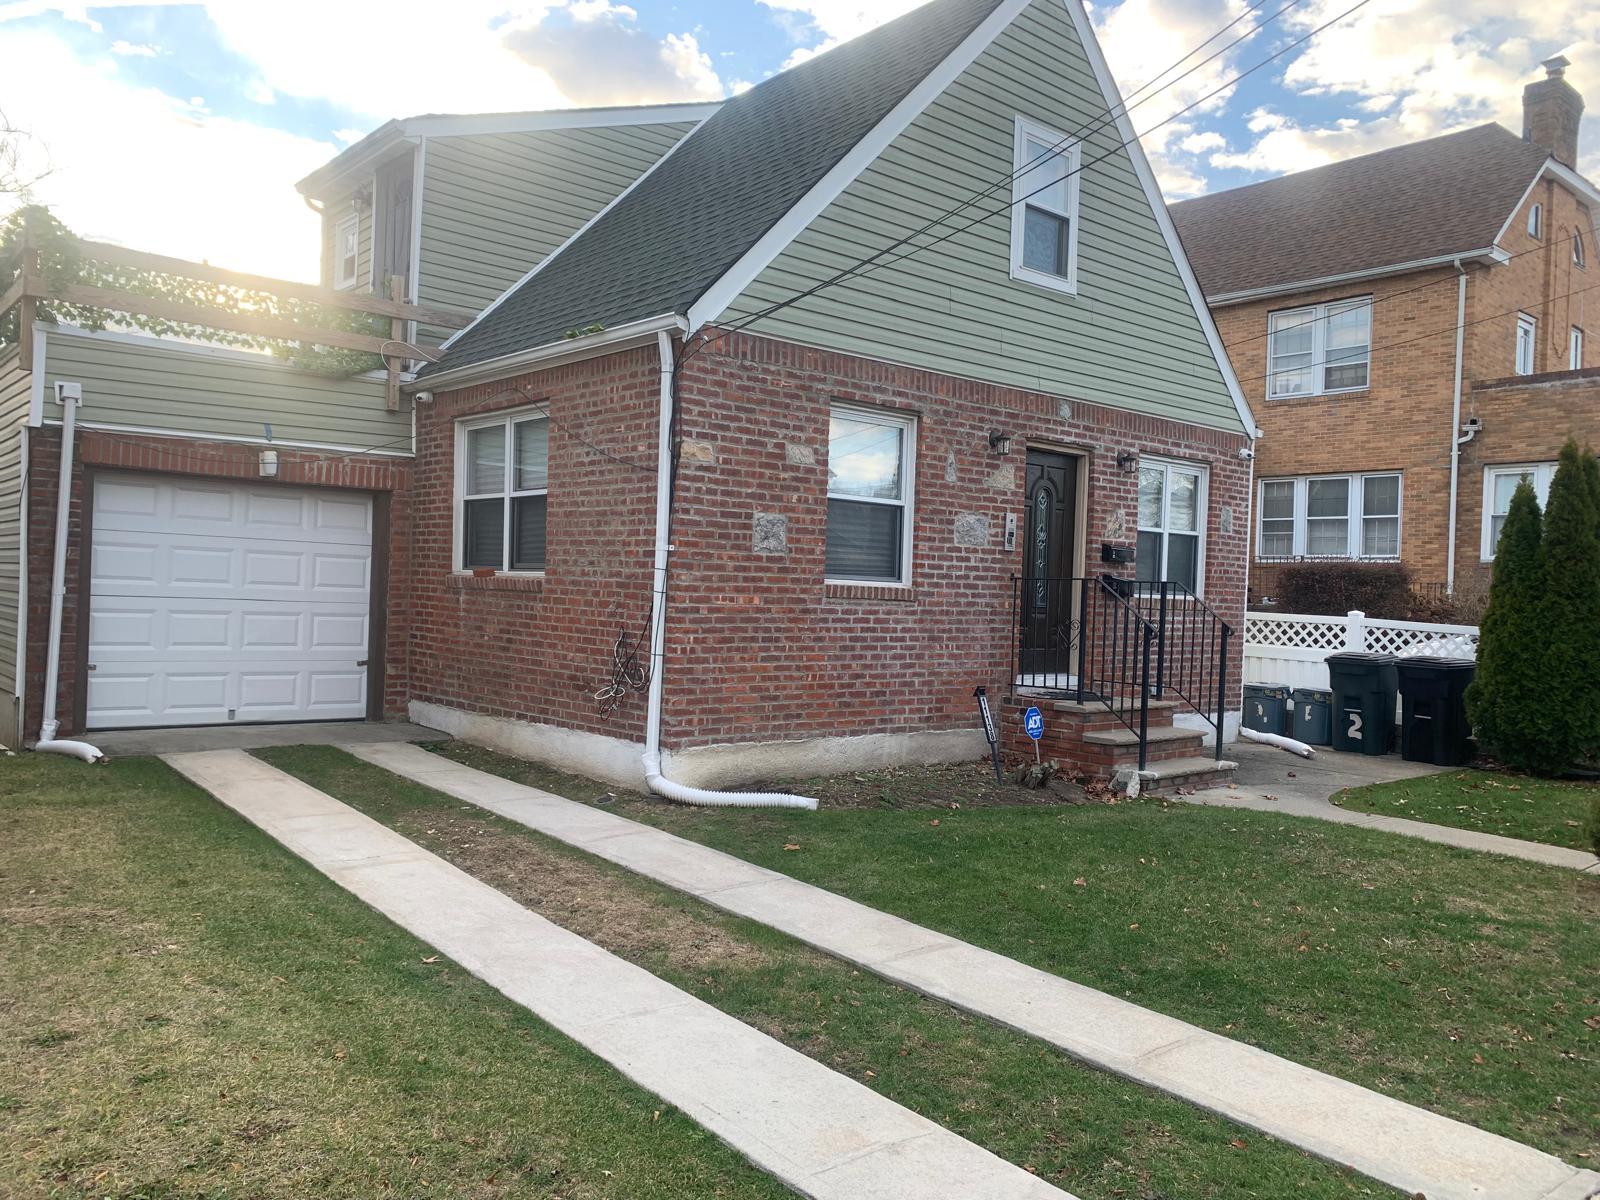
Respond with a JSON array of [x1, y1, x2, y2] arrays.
[[1004, 693, 1236, 793]]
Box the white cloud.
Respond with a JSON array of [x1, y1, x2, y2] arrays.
[[109, 39, 159, 56], [1, 29, 334, 280], [757, 0, 923, 67], [501, 7, 723, 106], [1180, 129, 1226, 153]]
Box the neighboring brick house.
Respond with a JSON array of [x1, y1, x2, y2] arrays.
[[1172, 58, 1600, 606], [406, 0, 1257, 795]]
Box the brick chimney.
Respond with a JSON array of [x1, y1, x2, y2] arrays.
[[1523, 55, 1583, 167]]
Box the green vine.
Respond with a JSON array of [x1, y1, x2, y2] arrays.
[[1, 205, 385, 377]]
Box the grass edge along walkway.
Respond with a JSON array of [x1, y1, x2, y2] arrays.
[[1335, 768, 1600, 855]]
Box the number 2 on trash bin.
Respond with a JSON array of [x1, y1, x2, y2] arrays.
[[1347, 711, 1363, 740]]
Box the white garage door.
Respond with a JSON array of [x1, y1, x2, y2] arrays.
[[86, 473, 373, 729]]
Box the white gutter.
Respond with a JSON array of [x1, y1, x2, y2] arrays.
[[1206, 248, 1509, 308], [641, 330, 816, 810], [417, 315, 687, 393], [34, 382, 103, 762], [1445, 262, 1469, 594]]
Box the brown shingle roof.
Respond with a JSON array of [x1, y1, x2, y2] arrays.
[[1170, 123, 1551, 299]]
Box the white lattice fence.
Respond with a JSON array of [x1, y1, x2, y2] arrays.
[[1244, 610, 1479, 692]]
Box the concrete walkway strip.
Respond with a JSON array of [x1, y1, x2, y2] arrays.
[[344, 742, 1600, 1200], [163, 749, 1070, 1200]]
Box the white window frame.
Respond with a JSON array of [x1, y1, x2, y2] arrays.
[[1255, 472, 1403, 561], [1515, 312, 1537, 375], [333, 211, 360, 291], [1136, 456, 1208, 596], [453, 406, 550, 576], [1481, 463, 1555, 561], [1265, 297, 1373, 399], [824, 402, 917, 587], [1008, 115, 1081, 296], [1527, 203, 1542, 239], [1575, 230, 1588, 268], [1572, 326, 1585, 370]]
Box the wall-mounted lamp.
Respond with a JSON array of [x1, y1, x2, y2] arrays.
[[988, 430, 1014, 456], [1116, 450, 1139, 474], [259, 449, 279, 479]]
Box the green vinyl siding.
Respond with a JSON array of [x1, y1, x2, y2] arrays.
[[40, 329, 407, 453], [722, 0, 1243, 432], [321, 193, 374, 294], [417, 122, 695, 326], [0, 347, 29, 742]]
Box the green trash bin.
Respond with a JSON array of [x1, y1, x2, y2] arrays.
[[1397, 657, 1477, 766], [1291, 687, 1333, 746], [1243, 683, 1291, 736], [1325, 652, 1399, 756]]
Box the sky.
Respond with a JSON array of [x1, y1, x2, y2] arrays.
[[1, 0, 1597, 282]]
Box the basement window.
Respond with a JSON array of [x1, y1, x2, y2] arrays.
[[456, 408, 549, 574], [825, 403, 915, 585], [333, 211, 360, 291], [1009, 115, 1080, 295]]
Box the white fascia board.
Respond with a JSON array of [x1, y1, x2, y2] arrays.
[[403, 103, 722, 139], [28, 324, 46, 426], [1491, 166, 1548, 248], [418, 314, 689, 393], [685, 0, 1035, 334], [437, 114, 710, 354], [1207, 249, 1508, 308], [1546, 159, 1600, 211], [1058, 0, 1258, 439]]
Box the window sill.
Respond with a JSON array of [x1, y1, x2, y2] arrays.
[[447, 572, 545, 594], [825, 581, 917, 603], [1265, 386, 1370, 403], [1008, 264, 1078, 297]]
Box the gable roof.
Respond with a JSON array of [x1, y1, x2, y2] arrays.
[[1170, 123, 1553, 302], [295, 102, 722, 199], [424, 0, 1010, 379]]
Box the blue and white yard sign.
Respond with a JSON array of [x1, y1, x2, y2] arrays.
[[1023, 706, 1044, 741]]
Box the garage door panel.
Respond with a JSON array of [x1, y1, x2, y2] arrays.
[[87, 473, 372, 730]]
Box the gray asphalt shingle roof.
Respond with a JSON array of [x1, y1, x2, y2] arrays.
[[427, 0, 1007, 377], [1169, 124, 1552, 299]]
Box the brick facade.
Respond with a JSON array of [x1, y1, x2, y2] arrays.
[[21, 429, 411, 739], [411, 330, 1250, 767], [1221, 170, 1597, 602]]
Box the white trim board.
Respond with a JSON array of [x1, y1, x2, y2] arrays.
[[420, 314, 687, 393], [37, 418, 414, 458], [402, 102, 722, 139], [28, 325, 46, 426], [1207, 248, 1510, 307]]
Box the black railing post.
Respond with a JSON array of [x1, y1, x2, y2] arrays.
[[1215, 622, 1231, 765], [1154, 582, 1169, 699], [1138, 625, 1152, 773], [1076, 575, 1091, 703], [1010, 574, 1021, 689]]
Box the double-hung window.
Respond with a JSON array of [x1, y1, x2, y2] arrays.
[[333, 211, 360, 291], [1515, 313, 1537, 374], [1009, 116, 1080, 294], [1482, 463, 1555, 559], [1572, 326, 1585, 370], [826, 404, 915, 584], [457, 409, 549, 573], [1256, 473, 1402, 560], [1266, 298, 1372, 398], [1136, 458, 1206, 592]]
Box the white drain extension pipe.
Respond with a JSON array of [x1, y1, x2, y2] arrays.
[[642, 330, 815, 810], [35, 383, 104, 763], [1239, 726, 1316, 759]]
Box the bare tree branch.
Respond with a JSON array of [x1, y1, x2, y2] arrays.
[[0, 109, 52, 203]]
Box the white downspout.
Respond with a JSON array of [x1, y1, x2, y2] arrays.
[[642, 330, 816, 810], [34, 382, 103, 762], [1445, 262, 1468, 594]]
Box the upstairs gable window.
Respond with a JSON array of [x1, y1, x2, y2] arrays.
[[333, 211, 360, 291], [1009, 116, 1080, 295], [1527, 203, 1543, 239], [1266, 298, 1372, 398], [1575, 230, 1588, 268], [1515, 313, 1537, 374]]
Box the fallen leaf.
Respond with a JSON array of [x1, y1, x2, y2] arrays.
[[1229, 1139, 1248, 1150], [1264, 794, 1280, 802], [421, 956, 440, 964], [1583, 1016, 1600, 1031], [783, 844, 801, 852], [929, 819, 941, 827], [1073, 877, 1087, 887], [1129, 923, 1140, 930]]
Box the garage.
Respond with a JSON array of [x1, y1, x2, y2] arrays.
[[84, 473, 375, 729]]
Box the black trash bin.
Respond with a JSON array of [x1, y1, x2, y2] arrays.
[[1396, 657, 1477, 766], [1291, 687, 1333, 746], [1325, 652, 1399, 756], [1243, 683, 1291, 736]]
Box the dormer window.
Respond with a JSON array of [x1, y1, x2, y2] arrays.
[[333, 211, 360, 291], [1575, 231, 1587, 268], [1009, 116, 1080, 295], [1527, 203, 1542, 239]]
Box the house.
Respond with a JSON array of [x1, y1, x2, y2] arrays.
[[402, 0, 1255, 794], [0, 102, 713, 748], [1172, 58, 1600, 607]]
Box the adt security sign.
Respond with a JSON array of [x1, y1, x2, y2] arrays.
[[1024, 706, 1045, 741]]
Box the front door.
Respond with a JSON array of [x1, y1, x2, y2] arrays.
[[1019, 449, 1079, 679]]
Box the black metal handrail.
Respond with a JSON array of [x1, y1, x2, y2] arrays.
[[1011, 574, 1157, 771], [1128, 581, 1233, 765]]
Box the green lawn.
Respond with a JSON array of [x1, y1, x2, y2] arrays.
[[0, 753, 789, 1200], [263, 744, 1386, 1199], [429, 743, 1600, 1169], [1335, 769, 1600, 852]]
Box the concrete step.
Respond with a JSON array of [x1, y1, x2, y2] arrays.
[[1138, 755, 1238, 795], [1081, 725, 1205, 749], [1012, 693, 1182, 717]]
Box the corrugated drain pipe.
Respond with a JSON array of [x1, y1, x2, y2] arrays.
[[642, 330, 816, 810], [34, 383, 104, 763]]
